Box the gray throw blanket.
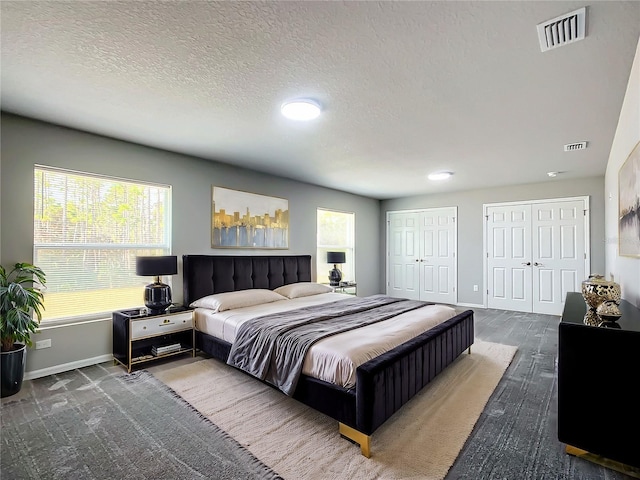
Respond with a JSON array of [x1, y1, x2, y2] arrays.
[[227, 294, 433, 395]]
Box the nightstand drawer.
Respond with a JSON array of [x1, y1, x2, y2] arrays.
[[130, 312, 193, 340]]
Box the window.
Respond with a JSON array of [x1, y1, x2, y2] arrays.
[[34, 166, 171, 323], [316, 209, 355, 284]]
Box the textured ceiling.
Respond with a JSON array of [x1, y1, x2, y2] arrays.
[[2, 1, 639, 199]]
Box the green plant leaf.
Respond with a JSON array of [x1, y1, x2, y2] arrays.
[[1, 263, 46, 351]]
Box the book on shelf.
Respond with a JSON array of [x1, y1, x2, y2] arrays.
[[151, 343, 182, 356], [152, 348, 181, 356], [153, 343, 182, 352]]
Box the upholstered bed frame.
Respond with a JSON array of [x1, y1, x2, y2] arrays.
[[182, 254, 475, 457]]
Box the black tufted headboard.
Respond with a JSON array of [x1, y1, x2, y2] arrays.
[[182, 255, 312, 306]]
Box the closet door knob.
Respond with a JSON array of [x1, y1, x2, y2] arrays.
[[522, 262, 531, 266], [534, 262, 544, 267]]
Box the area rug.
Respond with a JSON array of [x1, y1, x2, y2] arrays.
[[154, 339, 517, 480], [0, 364, 282, 480]]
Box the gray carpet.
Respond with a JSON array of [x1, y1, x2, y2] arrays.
[[1, 365, 282, 480]]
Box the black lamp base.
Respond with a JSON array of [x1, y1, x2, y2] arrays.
[[328, 266, 342, 287], [144, 282, 172, 315]]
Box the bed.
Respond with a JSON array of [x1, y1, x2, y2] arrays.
[[182, 254, 475, 457]]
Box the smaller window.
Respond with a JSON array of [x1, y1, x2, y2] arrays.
[[316, 209, 355, 284]]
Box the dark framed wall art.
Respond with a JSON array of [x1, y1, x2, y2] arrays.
[[211, 186, 289, 249], [619, 141, 640, 257]]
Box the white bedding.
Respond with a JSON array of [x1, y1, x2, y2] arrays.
[[194, 293, 457, 389]]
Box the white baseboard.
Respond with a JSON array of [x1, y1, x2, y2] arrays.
[[24, 354, 113, 381], [457, 302, 485, 308]]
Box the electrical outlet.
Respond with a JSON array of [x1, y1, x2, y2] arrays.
[[35, 339, 52, 349], [473, 285, 479, 292]]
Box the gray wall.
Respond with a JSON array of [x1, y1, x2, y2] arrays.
[[604, 36, 640, 308], [1, 113, 381, 375], [381, 177, 605, 306]]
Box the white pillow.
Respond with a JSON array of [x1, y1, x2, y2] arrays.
[[274, 282, 333, 299], [189, 289, 286, 312]]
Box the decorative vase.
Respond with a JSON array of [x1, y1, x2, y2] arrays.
[[596, 300, 622, 322], [581, 274, 621, 310]]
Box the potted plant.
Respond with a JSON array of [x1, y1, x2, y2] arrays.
[[1, 262, 46, 398]]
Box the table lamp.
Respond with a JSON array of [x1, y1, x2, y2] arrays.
[[136, 255, 178, 314], [327, 251, 345, 286]]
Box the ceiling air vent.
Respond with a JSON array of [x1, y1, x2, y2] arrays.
[[564, 142, 587, 152], [537, 7, 586, 52]]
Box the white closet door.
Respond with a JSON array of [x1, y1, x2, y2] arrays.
[[419, 208, 457, 304], [486, 204, 533, 312], [532, 200, 586, 315], [387, 211, 420, 300], [486, 198, 588, 315]]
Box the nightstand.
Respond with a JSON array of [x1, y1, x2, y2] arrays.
[[112, 306, 195, 373]]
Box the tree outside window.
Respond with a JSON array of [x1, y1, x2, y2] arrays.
[[34, 166, 171, 322]]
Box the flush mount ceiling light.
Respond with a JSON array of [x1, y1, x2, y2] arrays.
[[547, 171, 560, 177], [280, 99, 322, 121], [427, 171, 454, 181]]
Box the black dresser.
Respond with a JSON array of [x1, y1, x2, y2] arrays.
[[558, 291, 640, 469]]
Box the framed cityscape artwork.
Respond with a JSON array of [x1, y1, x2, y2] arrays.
[[619, 141, 640, 257], [211, 186, 289, 249]]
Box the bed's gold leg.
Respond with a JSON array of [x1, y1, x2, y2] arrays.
[[339, 423, 371, 458], [468, 346, 471, 354]]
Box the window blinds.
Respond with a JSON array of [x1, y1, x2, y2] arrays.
[[34, 166, 172, 322]]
